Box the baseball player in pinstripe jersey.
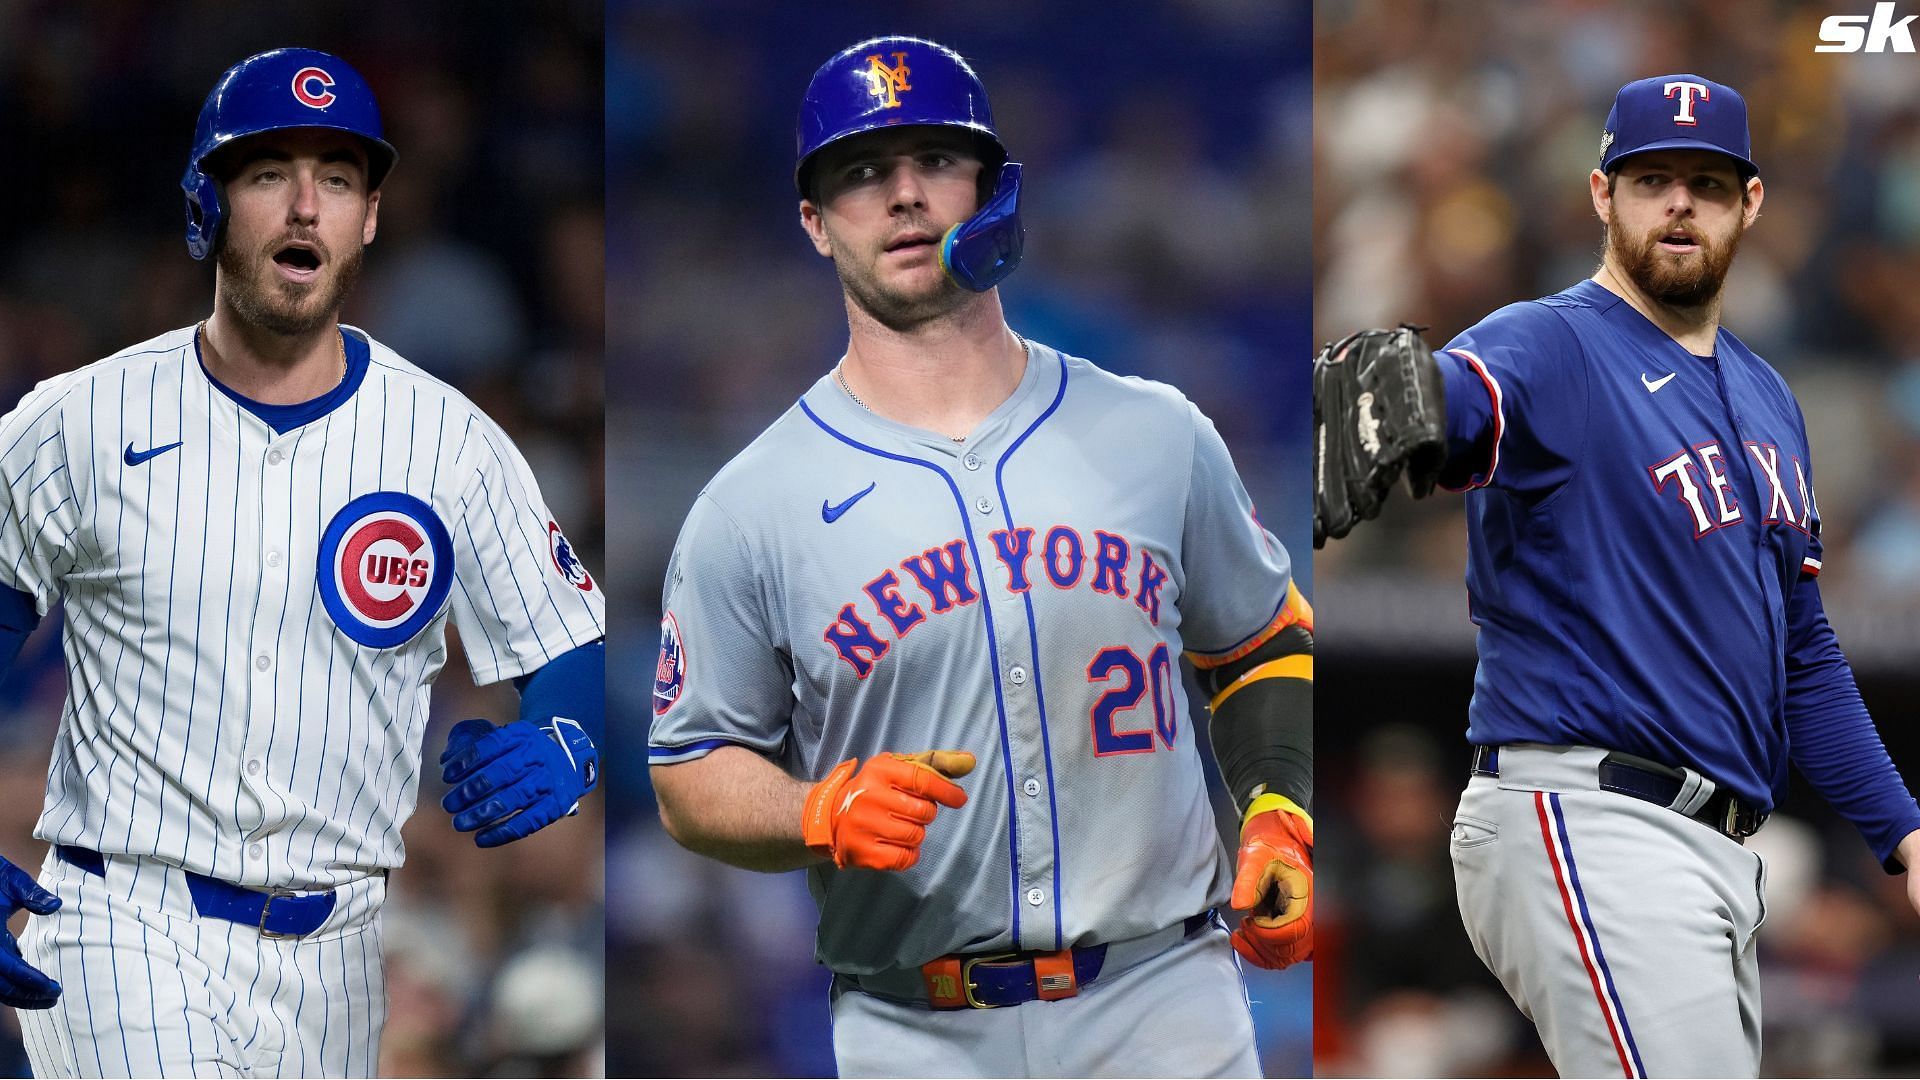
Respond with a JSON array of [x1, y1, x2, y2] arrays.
[[0, 49, 606, 1077], [648, 38, 1312, 1077]]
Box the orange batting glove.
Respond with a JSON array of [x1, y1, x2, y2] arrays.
[[1229, 793, 1313, 970], [802, 750, 975, 872]]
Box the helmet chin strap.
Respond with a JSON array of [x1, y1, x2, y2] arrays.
[[939, 162, 1025, 293]]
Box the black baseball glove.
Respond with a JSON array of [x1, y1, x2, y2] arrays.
[[1312, 326, 1448, 547]]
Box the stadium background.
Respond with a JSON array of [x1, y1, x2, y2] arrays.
[[0, 2, 606, 1076], [1315, 0, 1920, 1075], [606, 0, 1314, 1074]]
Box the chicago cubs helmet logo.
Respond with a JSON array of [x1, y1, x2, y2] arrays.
[[654, 612, 686, 716], [548, 521, 594, 591], [317, 492, 455, 648], [863, 52, 912, 108], [291, 66, 337, 109]]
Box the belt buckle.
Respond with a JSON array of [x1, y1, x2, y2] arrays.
[[257, 886, 301, 940], [960, 952, 1020, 1009], [1723, 800, 1765, 840]]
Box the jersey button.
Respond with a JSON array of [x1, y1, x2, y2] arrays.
[[963, 454, 982, 472], [1023, 778, 1041, 797], [266, 449, 285, 466], [246, 759, 262, 777], [974, 496, 994, 514], [1008, 666, 1028, 686], [265, 550, 282, 568], [247, 843, 264, 860], [254, 655, 271, 672], [1026, 888, 1044, 906]]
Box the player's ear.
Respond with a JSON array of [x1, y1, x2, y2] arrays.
[[799, 199, 833, 258], [1742, 175, 1764, 227], [1589, 168, 1612, 225], [362, 188, 380, 247]]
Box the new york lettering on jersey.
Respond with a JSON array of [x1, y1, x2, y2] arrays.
[[1438, 279, 1819, 809], [651, 346, 1289, 973]]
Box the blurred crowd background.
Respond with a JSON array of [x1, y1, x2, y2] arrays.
[[0, 2, 605, 1076], [608, 0, 1312, 1074], [1315, 0, 1920, 1075]]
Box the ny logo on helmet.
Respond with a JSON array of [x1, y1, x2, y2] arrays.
[[864, 52, 912, 108], [1664, 80, 1709, 126], [291, 66, 337, 109]]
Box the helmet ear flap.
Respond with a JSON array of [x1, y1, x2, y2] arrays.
[[183, 171, 224, 262], [940, 161, 1024, 292]]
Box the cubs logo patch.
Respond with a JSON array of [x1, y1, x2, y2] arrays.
[[549, 521, 594, 591], [291, 66, 337, 109], [654, 612, 686, 717], [317, 492, 455, 648]]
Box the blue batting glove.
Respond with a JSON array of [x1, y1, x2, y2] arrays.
[[439, 717, 599, 848], [0, 857, 61, 1009]]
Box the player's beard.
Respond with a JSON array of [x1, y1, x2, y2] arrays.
[[831, 220, 970, 332], [1607, 208, 1744, 309], [217, 232, 365, 338]]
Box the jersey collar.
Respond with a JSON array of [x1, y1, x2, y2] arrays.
[[803, 339, 1056, 458], [196, 325, 372, 434], [1573, 278, 1726, 362]]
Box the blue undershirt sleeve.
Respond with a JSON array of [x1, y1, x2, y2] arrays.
[[0, 585, 40, 673], [514, 639, 605, 747], [1784, 575, 1920, 872]]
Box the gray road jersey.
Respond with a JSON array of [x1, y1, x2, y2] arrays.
[[649, 344, 1292, 974]]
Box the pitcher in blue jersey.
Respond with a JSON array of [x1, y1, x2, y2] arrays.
[[1314, 74, 1920, 1077]]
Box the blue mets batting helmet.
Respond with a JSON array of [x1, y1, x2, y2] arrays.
[[796, 36, 1024, 292], [182, 48, 399, 260]]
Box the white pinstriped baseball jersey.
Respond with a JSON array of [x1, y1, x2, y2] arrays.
[[0, 323, 605, 891]]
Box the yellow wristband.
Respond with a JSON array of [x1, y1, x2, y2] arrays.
[[1243, 791, 1312, 831]]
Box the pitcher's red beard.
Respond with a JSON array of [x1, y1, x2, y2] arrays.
[[1607, 209, 1743, 309]]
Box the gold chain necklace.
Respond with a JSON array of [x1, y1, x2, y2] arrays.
[[198, 321, 348, 386]]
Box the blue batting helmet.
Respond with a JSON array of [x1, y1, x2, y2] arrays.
[[182, 48, 398, 260], [796, 36, 1024, 292]]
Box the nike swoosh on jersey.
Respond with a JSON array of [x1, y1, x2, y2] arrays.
[[123, 441, 183, 466], [1641, 372, 1677, 393], [822, 482, 877, 523]]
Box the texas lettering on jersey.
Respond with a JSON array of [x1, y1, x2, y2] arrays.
[[1648, 440, 1816, 541], [823, 526, 1171, 678]]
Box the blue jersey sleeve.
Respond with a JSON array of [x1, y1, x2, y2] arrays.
[[1784, 573, 1920, 871], [1433, 301, 1589, 497]]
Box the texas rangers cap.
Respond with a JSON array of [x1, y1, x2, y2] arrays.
[[1600, 74, 1757, 179]]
